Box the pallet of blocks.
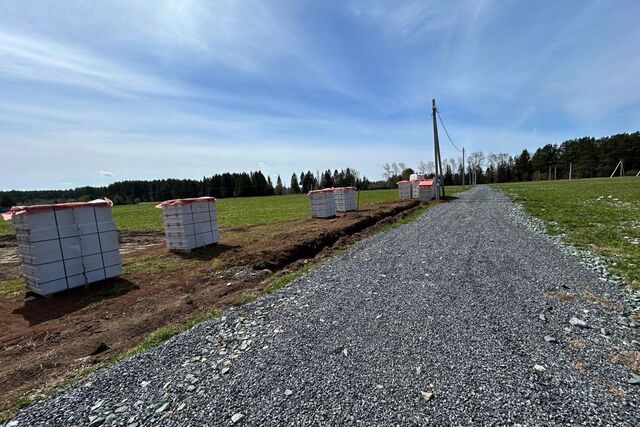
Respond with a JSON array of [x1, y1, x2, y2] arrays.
[[333, 187, 357, 212], [2, 198, 122, 296], [308, 188, 337, 218], [418, 180, 434, 201], [411, 180, 421, 199], [155, 197, 220, 251], [397, 180, 412, 200]]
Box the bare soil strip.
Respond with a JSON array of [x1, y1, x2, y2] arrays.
[[0, 199, 418, 413]]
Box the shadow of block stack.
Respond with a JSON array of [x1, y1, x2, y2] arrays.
[[333, 187, 357, 212], [156, 197, 219, 251], [308, 188, 336, 218], [2, 198, 122, 296]]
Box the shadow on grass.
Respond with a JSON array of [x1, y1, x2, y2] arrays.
[[13, 278, 139, 326]]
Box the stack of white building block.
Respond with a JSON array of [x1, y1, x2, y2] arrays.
[[397, 180, 412, 200], [333, 187, 357, 212], [417, 180, 435, 201], [156, 197, 219, 251], [3, 199, 122, 296], [308, 189, 337, 218]]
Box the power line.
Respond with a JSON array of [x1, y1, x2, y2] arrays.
[[435, 108, 462, 153]]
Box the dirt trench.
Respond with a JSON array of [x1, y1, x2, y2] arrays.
[[0, 199, 420, 414]]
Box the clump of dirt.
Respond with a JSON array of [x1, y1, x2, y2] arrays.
[[569, 338, 587, 350], [547, 291, 575, 302], [573, 362, 588, 373], [0, 199, 419, 413], [579, 290, 622, 311], [610, 351, 640, 373]]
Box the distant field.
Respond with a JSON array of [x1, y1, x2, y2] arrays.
[[493, 177, 640, 289], [0, 189, 401, 235], [0, 187, 470, 236]]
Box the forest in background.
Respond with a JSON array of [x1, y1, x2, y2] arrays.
[[1, 131, 638, 207], [382, 131, 640, 187]]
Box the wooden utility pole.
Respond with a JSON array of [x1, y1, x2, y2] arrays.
[[462, 147, 465, 190], [432, 99, 442, 201], [554, 165, 557, 180]]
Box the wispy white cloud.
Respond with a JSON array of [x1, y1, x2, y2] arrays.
[[0, 31, 188, 98], [0, 1, 639, 190]]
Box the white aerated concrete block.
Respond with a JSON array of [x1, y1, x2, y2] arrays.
[[398, 181, 412, 200], [334, 187, 357, 212], [158, 198, 220, 251], [308, 190, 337, 218], [9, 201, 122, 296]]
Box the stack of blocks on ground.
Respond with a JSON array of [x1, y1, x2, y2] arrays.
[[397, 177, 435, 201], [333, 187, 357, 212], [308, 188, 337, 218], [397, 180, 412, 200], [417, 180, 435, 201], [156, 197, 220, 251], [2, 199, 122, 296]]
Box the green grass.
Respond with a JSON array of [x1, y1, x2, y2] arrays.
[[493, 177, 640, 289], [0, 279, 26, 296], [0, 189, 402, 236]]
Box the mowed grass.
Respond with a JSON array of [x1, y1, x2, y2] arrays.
[[0, 189, 400, 236], [493, 177, 640, 289]]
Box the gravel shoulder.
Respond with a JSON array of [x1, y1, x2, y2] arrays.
[[8, 186, 639, 426]]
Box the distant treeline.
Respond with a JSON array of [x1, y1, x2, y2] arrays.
[[382, 131, 640, 186], [0, 168, 370, 207]]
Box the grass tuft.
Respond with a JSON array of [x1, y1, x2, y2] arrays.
[[0, 279, 26, 297]]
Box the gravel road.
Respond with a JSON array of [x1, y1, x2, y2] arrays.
[[8, 186, 639, 426]]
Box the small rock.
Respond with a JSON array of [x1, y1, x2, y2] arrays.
[[140, 381, 150, 388], [420, 391, 434, 401], [155, 403, 169, 413], [539, 313, 547, 322], [231, 413, 244, 423], [221, 367, 230, 375], [284, 389, 293, 396], [416, 366, 422, 375], [114, 406, 128, 413], [88, 417, 105, 427], [90, 400, 104, 412], [534, 364, 546, 372], [24, 295, 36, 302], [543, 335, 557, 343], [342, 348, 348, 357], [569, 317, 588, 328], [628, 373, 640, 385]]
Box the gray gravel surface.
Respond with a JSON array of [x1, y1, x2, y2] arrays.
[[8, 186, 639, 426]]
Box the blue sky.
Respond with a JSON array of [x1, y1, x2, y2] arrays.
[[1, 0, 639, 190]]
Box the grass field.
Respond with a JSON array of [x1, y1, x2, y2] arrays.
[[0, 189, 400, 236], [493, 177, 640, 290]]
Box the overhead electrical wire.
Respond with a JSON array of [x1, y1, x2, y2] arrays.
[[436, 108, 462, 153]]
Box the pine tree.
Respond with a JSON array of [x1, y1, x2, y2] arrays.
[[275, 175, 284, 195], [290, 173, 301, 194]]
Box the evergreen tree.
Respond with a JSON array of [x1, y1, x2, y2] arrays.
[[290, 173, 301, 194], [275, 175, 284, 195]]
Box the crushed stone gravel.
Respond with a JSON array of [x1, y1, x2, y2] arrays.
[[7, 186, 639, 426]]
